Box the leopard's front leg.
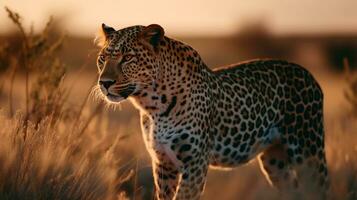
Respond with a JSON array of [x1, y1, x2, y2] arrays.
[[152, 133, 210, 200], [173, 161, 209, 200], [153, 152, 209, 200], [153, 160, 180, 200]]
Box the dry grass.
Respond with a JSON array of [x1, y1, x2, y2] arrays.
[[0, 111, 120, 200], [0, 8, 126, 200], [0, 7, 357, 200]]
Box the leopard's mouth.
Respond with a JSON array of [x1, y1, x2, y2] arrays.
[[117, 84, 136, 98], [104, 84, 136, 102]]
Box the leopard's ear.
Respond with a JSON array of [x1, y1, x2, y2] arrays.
[[102, 23, 116, 38], [139, 24, 165, 52], [95, 23, 115, 47]]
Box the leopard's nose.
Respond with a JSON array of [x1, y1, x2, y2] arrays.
[[99, 79, 116, 90]]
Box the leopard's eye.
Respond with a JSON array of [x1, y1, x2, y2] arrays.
[[123, 55, 133, 62]]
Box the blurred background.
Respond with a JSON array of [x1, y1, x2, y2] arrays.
[[0, 0, 357, 199]]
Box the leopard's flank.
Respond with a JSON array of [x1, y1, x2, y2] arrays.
[[95, 24, 329, 200]]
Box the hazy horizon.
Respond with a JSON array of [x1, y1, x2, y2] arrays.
[[1, 0, 357, 37]]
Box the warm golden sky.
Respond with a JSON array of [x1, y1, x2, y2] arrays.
[[1, 0, 357, 36]]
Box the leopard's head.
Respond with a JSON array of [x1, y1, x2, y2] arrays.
[[95, 24, 165, 103]]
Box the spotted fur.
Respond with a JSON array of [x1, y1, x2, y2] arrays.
[[95, 23, 329, 200]]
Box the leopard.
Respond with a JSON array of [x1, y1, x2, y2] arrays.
[[94, 23, 329, 200]]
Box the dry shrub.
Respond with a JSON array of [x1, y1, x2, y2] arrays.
[[4, 7, 67, 126]]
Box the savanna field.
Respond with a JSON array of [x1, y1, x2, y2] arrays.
[[1, 8, 357, 200]]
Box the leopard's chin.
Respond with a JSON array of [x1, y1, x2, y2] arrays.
[[105, 93, 125, 103]]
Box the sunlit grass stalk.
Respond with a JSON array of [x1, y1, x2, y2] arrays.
[[5, 7, 31, 139], [71, 78, 99, 135], [8, 58, 18, 117], [344, 58, 357, 116], [78, 102, 104, 137]]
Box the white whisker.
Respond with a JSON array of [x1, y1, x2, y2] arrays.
[[112, 82, 133, 88], [90, 85, 105, 102]]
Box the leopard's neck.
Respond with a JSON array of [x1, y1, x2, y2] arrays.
[[129, 37, 212, 122]]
